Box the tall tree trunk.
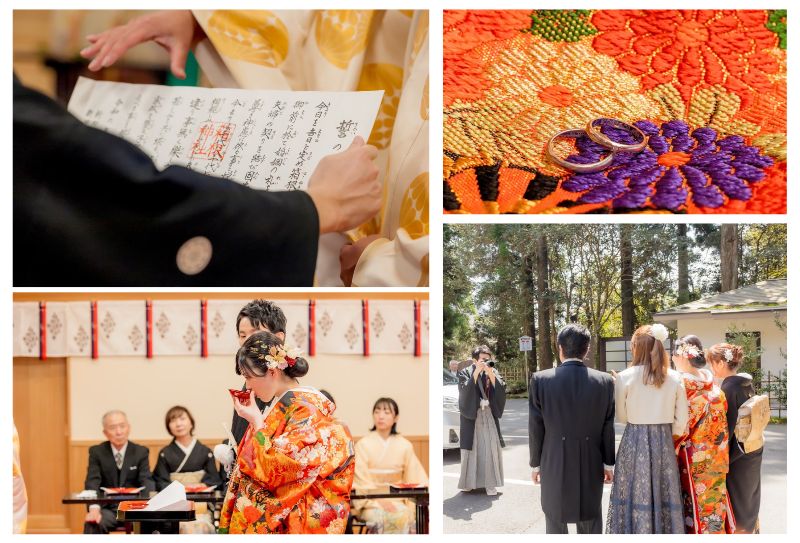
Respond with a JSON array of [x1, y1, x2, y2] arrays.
[[677, 224, 690, 303], [524, 255, 538, 372], [721, 224, 739, 292], [537, 234, 554, 370], [620, 224, 635, 336]]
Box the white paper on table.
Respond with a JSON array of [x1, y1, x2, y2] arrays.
[[143, 480, 187, 511], [67, 77, 383, 192], [77, 489, 98, 498]]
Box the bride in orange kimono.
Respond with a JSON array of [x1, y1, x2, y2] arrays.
[[219, 331, 355, 534], [672, 335, 735, 534]]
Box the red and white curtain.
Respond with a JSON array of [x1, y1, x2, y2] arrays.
[[13, 299, 429, 359]]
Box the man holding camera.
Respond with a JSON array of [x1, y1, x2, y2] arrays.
[[457, 345, 506, 496]]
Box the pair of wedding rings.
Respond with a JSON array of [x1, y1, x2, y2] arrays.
[[546, 118, 648, 173]]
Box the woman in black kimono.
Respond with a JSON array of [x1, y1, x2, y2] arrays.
[[154, 406, 222, 491], [708, 343, 764, 533], [457, 345, 506, 496]]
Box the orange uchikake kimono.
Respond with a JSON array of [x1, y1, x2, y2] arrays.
[[674, 370, 735, 534], [218, 387, 355, 534]]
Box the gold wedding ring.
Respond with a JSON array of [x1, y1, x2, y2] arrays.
[[546, 129, 614, 173], [585, 118, 648, 153]]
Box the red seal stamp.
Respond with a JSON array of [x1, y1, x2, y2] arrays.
[[191, 122, 235, 160]]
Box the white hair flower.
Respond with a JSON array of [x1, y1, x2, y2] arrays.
[[648, 323, 669, 342], [724, 349, 734, 362], [676, 344, 701, 359], [250, 340, 304, 370]]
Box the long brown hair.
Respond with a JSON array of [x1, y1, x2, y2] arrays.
[[630, 325, 669, 387]]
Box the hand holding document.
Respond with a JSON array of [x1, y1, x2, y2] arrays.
[[67, 77, 383, 192]]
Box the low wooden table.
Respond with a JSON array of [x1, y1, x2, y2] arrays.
[[117, 501, 195, 534], [62, 489, 224, 505]]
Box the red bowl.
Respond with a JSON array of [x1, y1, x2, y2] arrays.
[[229, 388, 252, 405]]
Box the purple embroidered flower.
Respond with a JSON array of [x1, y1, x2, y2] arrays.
[[561, 120, 774, 210]]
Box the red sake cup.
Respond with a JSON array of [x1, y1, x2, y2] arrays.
[[229, 388, 252, 405]]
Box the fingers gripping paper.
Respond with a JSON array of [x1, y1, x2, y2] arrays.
[[68, 77, 383, 191]]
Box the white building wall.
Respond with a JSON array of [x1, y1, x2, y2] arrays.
[[671, 311, 787, 376]]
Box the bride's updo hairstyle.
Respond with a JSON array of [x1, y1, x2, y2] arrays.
[[674, 335, 706, 369], [630, 324, 670, 387], [236, 331, 309, 379]]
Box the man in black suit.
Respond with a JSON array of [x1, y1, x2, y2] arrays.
[[528, 324, 615, 534], [13, 75, 380, 286], [84, 410, 155, 534]]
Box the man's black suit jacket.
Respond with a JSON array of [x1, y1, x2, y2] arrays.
[[528, 359, 615, 524], [84, 440, 155, 513]]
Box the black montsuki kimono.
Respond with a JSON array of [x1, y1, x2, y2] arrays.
[[153, 440, 223, 491], [528, 359, 616, 524], [722, 374, 764, 533], [13, 75, 319, 286], [457, 364, 506, 450]]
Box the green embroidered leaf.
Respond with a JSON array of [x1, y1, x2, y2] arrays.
[[255, 431, 266, 446], [525, 10, 596, 43], [767, 10, 787, 50]]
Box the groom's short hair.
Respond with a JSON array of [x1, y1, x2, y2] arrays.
[[557, 324, 591, 359], [236, 299, 287, 335]]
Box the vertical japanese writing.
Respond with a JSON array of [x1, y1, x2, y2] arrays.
[[119, 92, 142, 138], [263, 100, 287, 189], [283, 100, 308, 190], [153, 96, 183, 162], [135, 95, 163, 149], [219, 99, 248, 180]]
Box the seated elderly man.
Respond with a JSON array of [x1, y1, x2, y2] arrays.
[[83, 410, 155, 534]]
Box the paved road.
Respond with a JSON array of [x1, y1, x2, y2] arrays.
[[443, 398, 787, 534]]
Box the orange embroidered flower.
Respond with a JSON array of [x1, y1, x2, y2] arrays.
[[444, 10, 532, 107], [318, 508, 336, 527], [243, 505, 263, 524], [591, 10, 781, 108], [444, 37, 663, 175]]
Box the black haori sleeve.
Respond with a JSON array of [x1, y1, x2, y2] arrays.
[[458, 367, 479, 420], [490, 372, 506, 418], [601, 376, 616, 466], [528, 374, 545, 468], [13, 76, 319, 286]]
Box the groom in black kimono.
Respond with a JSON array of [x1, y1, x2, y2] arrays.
[[13, 75, 380, 286], [528, 324, 615, 534]]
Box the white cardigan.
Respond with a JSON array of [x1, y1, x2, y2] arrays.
[[614, 366, 689, 436]]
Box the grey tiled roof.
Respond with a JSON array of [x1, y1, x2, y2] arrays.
[[654, 279, 786, 316]]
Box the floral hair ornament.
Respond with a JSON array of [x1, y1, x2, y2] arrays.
[[675, 343, 701, 359], [724, 349, 734, 362], [249, 340, 303, 370], [648, 323, 669, 342]]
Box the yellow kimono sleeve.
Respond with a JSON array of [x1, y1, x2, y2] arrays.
[[402, 442, 428, 485]]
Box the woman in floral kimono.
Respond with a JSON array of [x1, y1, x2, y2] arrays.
[[352, 397, 428, 533], [672, 335, 734, 534], [218, 331, 355, 534]]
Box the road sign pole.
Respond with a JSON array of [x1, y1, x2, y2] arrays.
[[524, 350, 529, 385]]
